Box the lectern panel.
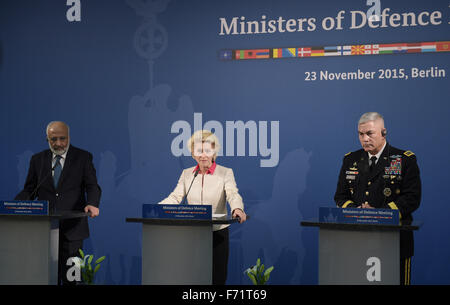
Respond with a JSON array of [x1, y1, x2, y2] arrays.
[[0, 217, 58, 285], [142, 224, 212, 285], [319, 228, 399, 285]]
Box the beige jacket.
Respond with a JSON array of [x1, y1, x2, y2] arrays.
[[159, 164, 244, 231]]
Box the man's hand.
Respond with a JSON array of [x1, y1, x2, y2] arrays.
[[232, 208, 247, 223], [360, 202, 374, 209], [84, 205, 99, 218]]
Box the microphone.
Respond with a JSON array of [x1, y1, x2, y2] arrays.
[[180, 168, 200, 205], [27, 162, 57, 200]]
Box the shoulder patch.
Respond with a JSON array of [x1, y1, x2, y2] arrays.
[[403, 150, 415, 157], [345, 151, 351, 156]]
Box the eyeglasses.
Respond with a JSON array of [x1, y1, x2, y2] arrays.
[[48, 136, 68, 142]]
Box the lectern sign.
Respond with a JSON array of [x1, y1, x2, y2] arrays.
[[319, 207, 399, 225], [142, 204, 212, 220], [0, 200, 49, 215]]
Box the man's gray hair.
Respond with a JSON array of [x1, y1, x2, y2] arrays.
[[46, 121, 70, 136], [358, 112, 384, 125]]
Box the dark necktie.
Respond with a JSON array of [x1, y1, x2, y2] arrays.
[[369, 156, 377, 172], [53, 155, 62, 188]]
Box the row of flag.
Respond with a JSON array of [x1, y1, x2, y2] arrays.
[[219, 41, 450, 60]]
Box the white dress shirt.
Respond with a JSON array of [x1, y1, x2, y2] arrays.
[[368, 141, 386, 165], [52, 149, 68, 176]]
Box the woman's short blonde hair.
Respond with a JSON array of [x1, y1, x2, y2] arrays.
[[188, 130, 221, 161]]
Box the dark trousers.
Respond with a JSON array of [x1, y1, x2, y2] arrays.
[[58, 235, 83, 285], [400, 257, 412, 285], [212, 227, 229, 285]]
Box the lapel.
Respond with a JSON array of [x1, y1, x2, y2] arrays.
[[56, 145, 74, 189], [356, 151, 369, 184], [42, 150, 54, 189], [367, 143, 390, 181]]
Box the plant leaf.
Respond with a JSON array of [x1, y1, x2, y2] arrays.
[[244, 259, 274, 285], [83, 254, 90, 266], [251, 265, 258, 274], [259, 264, 265, 275], [94, 264, 101, 274], [264, 266, 274, 283], [264, 266, 274, 276], [95, 256, 106, 264], [88, 255, 93, 265], [247, 272, 257, 285], [78, 248, 85, 259]]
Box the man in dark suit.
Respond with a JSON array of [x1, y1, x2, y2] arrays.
[[334, 112, 421, 285], [15, 121, 101, 285]]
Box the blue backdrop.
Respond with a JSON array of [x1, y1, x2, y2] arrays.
[[1, 0, 449, 284]]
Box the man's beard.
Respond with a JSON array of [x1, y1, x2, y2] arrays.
[[49, 142, 69, 156]]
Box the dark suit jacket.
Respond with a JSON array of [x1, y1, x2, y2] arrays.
[[334, 143, 421, 257], [15, 145, 101, 241]]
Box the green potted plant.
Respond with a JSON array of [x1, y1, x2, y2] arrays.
[[74, 249, 106, 285], [244, 258, 274, 285]]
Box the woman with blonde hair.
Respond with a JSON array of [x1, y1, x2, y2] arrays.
[[159, 129, 247, 284]]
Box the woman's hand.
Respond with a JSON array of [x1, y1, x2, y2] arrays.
[[232, 208, 247, 223]]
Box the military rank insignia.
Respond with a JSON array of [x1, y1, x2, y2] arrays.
[[385, 156, 402, 175], [404, 150, 415, 157]]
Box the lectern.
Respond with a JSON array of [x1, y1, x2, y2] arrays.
[[126, 217, 239, 285], [0, 212, 87, 285], [301, 219, 421, 285]]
